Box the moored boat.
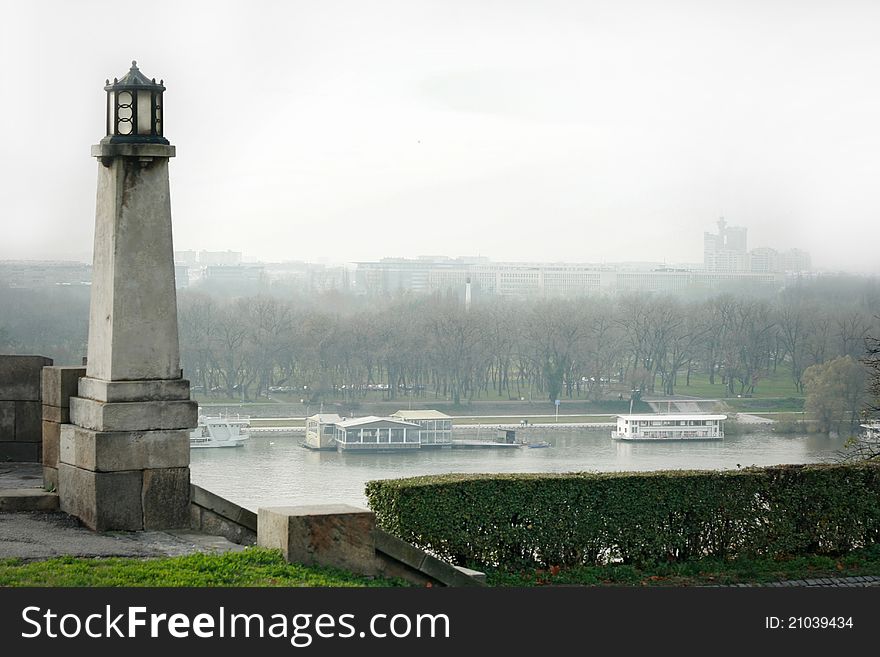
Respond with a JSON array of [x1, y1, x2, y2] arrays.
[[190, 412, 250, 448], [612, 413, 726, 441]]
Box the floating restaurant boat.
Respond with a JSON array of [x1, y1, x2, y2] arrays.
[[190, 411, 250, 448], [612, 413, 726, 441]]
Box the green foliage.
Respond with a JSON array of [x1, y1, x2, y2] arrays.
[[486, 544, 880, 586], [366, 464, 880, 571], [0, 548, 407, 587], [804, 356, 869, 435]]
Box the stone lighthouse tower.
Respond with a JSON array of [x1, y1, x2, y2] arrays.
[[58, 62, 197, 531]]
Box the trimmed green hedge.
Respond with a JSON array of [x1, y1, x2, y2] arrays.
[[365, 464, 880, 570]]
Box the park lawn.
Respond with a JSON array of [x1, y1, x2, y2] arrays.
[[486, 544, 880, 587], [0, 548, 407, 587], [676, 366, 802, 399]]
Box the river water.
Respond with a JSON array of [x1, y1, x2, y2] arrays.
[[189, 430, 852, 512]]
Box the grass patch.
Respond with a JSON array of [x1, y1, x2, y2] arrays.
[[679, 367, 802, 399], [0, 548, 408, 587], [486, 544, 880, 587], [724, 397, 805, 412]]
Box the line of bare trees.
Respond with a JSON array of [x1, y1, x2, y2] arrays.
[[174, 285, 880, 404], [2, 277, 877, 406]]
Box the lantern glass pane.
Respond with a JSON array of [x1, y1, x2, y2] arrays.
[[137, 91, 152, 135], [107, 92, 115, 135], [155, 94, 163, 135], [117, 91, 133, 134]]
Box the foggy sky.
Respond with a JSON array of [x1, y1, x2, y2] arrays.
[[2, 1, 879, 272]]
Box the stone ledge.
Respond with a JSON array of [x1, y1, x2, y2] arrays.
[[59, 424, 190, 471], [257, 504, 486, 587], [41, 367, 86, 408], [191, 484, 257, 532], [374, 529, 486, 587], [77, 377, 191, 403], [91, 143, 176, 159], [0, 488, 59, 512], [190, 485, 257, 545], [42, 405, 70, 423], [70, 397, 197, 431]]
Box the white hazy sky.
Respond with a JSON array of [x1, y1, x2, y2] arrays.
[[2, 0, 879, 272]]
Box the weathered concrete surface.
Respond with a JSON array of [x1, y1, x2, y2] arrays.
[[86, 156, 180, 382], [58, 463, 143, 531], [257, 505, 486, 586], [0, 443, 40, 461], [69, 397, 197, 432], [373, 529, 486, 587], [78, 377, 191, 403], [42, 420, 60, 467], [41, 405, 70, 423], [0, 511, 244, 560], [43, 466, 58, 491], [0, 461, 42, 488], [0, 355, 53, 401], [190, 485, 257, 546], [41, 366, 86, 408], [259, 505, 379, 574], [0, 401, 13, 440], [142, 467, 190, 530], [0, 489, 59, 512], [14, 401, 41, 441], [59, 424, 189, 472]]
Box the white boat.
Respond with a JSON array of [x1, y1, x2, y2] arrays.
[[859, 421, 880, 441], [612, 413, 726, 441], [190, 412, 250, 448]]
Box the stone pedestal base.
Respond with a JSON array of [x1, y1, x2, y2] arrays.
[[58, 460, 190, 531], [57, 376, 194, 531]]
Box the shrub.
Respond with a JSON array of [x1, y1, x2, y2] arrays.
[[365, 464, 880, 571]]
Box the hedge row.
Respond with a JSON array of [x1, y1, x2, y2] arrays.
[[365, 464, 880, 570]]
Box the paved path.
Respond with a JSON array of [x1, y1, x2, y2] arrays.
[[736, 413, 775, 424], [717, 576, 880, 587], [0, 512, 245, 560]]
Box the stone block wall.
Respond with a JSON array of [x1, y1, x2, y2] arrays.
[[41, 366, 85, 490], [257, 504, 485, 587], [0, 355, 53, 463], [190, 484, 257, 545]]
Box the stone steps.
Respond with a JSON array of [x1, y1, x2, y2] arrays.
[[0, 488, 59, 513]]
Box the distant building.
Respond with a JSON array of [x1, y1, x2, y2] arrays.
[[199, 250, 242, 266], [354, 257, 782, 297], [779, 248, 812, 273], [748, 247, 779, 273], [704, 217, 749, 272], [203, 264, 265, 284], [0, 261, 91, 288], [173, 250, 198, 266]]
